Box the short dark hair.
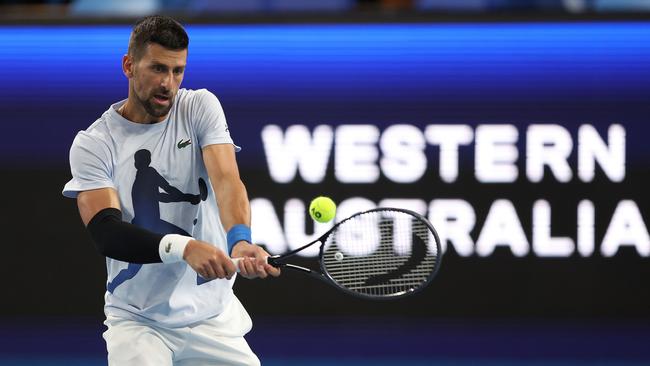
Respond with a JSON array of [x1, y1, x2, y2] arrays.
[[128, 15, 189, 60]]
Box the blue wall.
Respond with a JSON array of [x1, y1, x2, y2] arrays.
[[1, 22, 649, 165]]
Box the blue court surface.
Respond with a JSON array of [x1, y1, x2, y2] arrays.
[[1, 318, 649, 365]]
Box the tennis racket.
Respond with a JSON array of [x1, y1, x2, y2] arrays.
[[237, 207, 442, 300]]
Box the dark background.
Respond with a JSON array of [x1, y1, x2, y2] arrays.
[[1, 7, 649, 366]]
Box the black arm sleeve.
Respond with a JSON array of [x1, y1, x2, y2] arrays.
[[86, 208, 164, 264]]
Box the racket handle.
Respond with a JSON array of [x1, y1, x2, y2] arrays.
[[231, 257, 242, 273], [230, 256, 270, 273]]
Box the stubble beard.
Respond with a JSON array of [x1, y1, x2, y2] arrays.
[[137, 90, 174, 118]]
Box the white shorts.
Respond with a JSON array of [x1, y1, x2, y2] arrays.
[[103, 296, 260, 366]]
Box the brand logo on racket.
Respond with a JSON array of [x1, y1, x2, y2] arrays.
[[363, 232, 428, 287]]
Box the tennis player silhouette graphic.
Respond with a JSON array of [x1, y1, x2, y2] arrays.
[[107, 149, 206, 293], [131, 149, 201, 232]]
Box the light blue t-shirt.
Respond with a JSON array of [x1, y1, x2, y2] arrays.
[[63, 88, 243, 327]]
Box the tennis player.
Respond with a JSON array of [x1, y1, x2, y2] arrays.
[[62, 15, 279, 365]]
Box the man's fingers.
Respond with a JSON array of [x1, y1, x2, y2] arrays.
[[238, 258, 249, 277], [242, 258, 257, 278], [230, 250, 281, 280], [265, 264, 281, 277], [224, 259, 237, 279], [233, 257, 257, 279], [251, 259, 267, 278], [206, 256, 224, 279], [250, 255, 267, 278], [253, 255, 268, 268], [202, 264, 217, 279]]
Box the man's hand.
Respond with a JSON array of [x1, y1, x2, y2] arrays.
[[231, 241, 281, 279], [183, 240, 237, 280]]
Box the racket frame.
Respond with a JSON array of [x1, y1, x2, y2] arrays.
[[267, 207, 443, 300]]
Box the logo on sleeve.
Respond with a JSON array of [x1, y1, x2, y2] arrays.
[[165, 242, 172, 253], [177, 138, 192, 149]]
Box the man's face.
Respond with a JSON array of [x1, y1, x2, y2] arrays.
[[129, 43, 187, 119]]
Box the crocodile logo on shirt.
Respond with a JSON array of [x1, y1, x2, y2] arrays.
[[177, 138, 192, 149]]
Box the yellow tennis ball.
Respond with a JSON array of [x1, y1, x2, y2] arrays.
[[309, 196, 336, 223]]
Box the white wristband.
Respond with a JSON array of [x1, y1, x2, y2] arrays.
[[159, 234, 192, 263]]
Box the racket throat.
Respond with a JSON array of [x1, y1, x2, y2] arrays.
[[267, 255, 311, 272], [268, 256, 325, 281], [284, 263, 314, 275]]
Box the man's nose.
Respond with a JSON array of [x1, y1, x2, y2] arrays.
[[160, 71, 173, 88]]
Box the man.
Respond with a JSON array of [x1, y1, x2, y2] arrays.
[[63, 15, 279, 365]]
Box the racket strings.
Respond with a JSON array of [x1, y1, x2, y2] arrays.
[[321, 209, 439, 298]]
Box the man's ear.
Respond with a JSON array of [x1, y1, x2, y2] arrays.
[[122, 54, 134, 78]]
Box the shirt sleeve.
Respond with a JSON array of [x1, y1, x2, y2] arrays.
[[62, 132, 115, 198], [192, 89, 241, 151]]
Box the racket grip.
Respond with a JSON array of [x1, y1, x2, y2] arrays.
[[231, 257, 242, 273], [230, 256, 270, 273]]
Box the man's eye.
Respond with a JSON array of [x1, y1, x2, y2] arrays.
[[153, 65, 165, 72]]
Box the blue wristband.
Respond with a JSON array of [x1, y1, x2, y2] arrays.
[[227, 224, 252, 255]]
